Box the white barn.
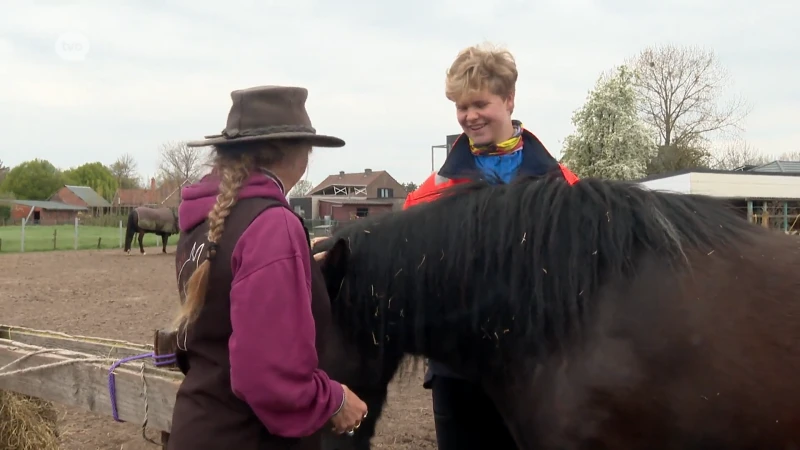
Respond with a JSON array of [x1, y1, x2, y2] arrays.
[[638, 161, 800, 232]]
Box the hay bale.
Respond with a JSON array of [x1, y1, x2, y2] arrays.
[[0, 390, 59, 450]]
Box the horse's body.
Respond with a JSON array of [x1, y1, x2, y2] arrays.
[[124, 206, 178, 255], [315, 175, 800, 450]]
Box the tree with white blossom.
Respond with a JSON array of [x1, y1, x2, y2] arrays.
[[560, 65, 656, 180]]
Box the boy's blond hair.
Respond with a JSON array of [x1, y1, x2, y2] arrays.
[[445, 43, 518, 102]]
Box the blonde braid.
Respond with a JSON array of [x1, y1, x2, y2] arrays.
[[174, 155, 253, 329]]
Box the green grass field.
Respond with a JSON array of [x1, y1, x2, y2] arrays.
[[0, 224, 167, 253]]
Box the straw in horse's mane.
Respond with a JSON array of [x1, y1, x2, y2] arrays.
[[314, 174, 762, 372]]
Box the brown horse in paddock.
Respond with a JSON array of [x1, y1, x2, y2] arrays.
[[315, 174, 800, 450], [124, 206, 179, 255]]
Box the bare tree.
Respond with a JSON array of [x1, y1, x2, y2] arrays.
[[711, 141, 771, 170], [778, 151, 800, 161], [288, 179, 313, 198], [109, 153, 141, 189], [629, 45, 751, 148], [157, 140, 209, 185]]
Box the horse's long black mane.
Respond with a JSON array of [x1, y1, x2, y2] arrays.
[[314, 174, 763, 369]]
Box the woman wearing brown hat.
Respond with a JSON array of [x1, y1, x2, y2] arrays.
[[167, 85, 368, 450]]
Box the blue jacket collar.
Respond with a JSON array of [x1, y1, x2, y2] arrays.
[[438, 129, 561, 181]]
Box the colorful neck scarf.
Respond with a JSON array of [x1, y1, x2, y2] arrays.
[[468, 120, 524, 156]]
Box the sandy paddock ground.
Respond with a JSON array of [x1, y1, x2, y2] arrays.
[[0, 248, 436, 449]]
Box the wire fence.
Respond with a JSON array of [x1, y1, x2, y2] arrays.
[[0, 217, 342, 254], [0, 214, 129, 228], [0, 218, 131, 253]]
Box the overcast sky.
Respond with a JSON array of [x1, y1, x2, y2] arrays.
[[1, 0, 797, 186]]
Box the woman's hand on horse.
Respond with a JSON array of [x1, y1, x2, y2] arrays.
[[311, 237, 329, 262], [330, 384, 368, 435]]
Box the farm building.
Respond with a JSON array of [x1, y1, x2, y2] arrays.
[[50, 185, 112, 216], [5, 200, 87, 225], [111, 177, 185, 215], [639, 161, 800, 232], [289, 169, 407, 222]]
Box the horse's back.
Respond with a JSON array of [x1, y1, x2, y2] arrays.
[[135, 206, 177, 233], [542, 237, 800, 449]]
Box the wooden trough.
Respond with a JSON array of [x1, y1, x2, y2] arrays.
[[0, 325, 183, 446]]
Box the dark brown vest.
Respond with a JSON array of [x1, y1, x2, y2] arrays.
[[168, 197, 332, 450]]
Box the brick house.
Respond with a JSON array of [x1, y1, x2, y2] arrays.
[[289, 169, 407, 222], [7, 200, 87, 225], [111, 177, 185, 215], [49, 185, 112, 217]]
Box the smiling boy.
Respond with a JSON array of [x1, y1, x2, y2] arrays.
[[406, 43, 577, 206], [404, 43, 579, 449]]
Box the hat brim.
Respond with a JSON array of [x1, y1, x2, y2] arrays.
[[186, 132, 345, 148]]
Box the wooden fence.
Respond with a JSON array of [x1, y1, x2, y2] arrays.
[[0, 325, 182, 445]]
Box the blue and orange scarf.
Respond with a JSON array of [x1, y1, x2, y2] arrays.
[[468, 120, 524, 156]]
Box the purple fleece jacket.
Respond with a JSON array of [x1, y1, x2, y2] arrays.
[[179, 171, 344, 438]]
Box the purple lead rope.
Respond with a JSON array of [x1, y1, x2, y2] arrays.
[[108, 352, 178, 422]]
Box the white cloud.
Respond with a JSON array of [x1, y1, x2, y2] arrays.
[[0, 0, 797, 184]]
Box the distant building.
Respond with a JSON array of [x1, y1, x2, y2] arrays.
[[289, 169, 407, 222], [638, 160, 800, 232], [6, 200, 87, 225], [111, 177, 186, 215], [50, 185, 112, 217]]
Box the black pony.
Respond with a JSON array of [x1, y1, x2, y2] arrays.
[[123, 206, 179, 255], [315, 174, 800, 450]]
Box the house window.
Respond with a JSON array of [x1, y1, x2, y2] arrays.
[[356, 207, 369, 218], [377, 188, 393, 198]]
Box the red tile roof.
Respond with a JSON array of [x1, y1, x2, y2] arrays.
[[113, 178, 184, 207]]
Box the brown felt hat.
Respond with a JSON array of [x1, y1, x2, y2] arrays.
[[187, 85, 345, 148]]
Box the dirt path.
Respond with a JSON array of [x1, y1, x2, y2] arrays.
[[0, 249, 436, 449]]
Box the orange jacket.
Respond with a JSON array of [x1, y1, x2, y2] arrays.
[[404, 129, 579, 209]]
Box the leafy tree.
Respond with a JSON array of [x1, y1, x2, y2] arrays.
[[645, 143, 711, 175], [0, 159, 65, 200], [0, 163, 11, 220], [560, 65, 656, 180], [403, 182, 418, 193], [63, 162, 118, 201], [0, 159, 8, 185]]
